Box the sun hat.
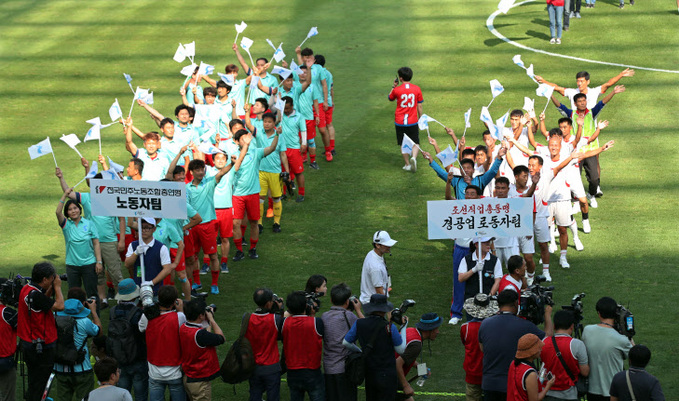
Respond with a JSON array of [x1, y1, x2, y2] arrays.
[[416, 313, 443, 331], [463, 293, 499, 319], [363, 294, 394, 315], [56, 299, 91, 318], [115, 278, 141, 301], [515, 333, 543, 359], [373, 231, 397, 247]]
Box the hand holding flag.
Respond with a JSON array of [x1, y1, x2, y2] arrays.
[[272, 65, 292, 80]]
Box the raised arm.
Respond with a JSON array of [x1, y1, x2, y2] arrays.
[[601, 85, 625, 105], [445, 127, 458, 145], [138, 100, 165, 127], [445, 171, 455, 200], [600, 68, 634, 94], [509, 137, 534, 156], [164, 144, 189, 180], [428, 136, 442, 155], [124, 120, 139, 156], [202, 75, 217, 87], [576, 140, 615, 161], [294, 46, 304, 66], [243, 104, 255, 132], [214, 154, 234, 184], [587, 120, 608, 144], [534, 75, 566, 96], [263, 131, 280, 157], [56, 188, 73, 226], [538, 113, 548, 139], [232, 43, 252, 76]]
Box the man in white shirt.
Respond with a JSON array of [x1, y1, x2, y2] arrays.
[[360, 231, 397, 303]]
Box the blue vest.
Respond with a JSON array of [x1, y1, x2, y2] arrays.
[[131, 240, 165, 292]]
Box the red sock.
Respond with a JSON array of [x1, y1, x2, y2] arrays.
[[299, 187, 305, 196], [330, 139, 335, 150], [106, 281, 114, 289], [211, 271, 219, 286], [324, 146, 330, 154], [192, 269, 201, 285], [203, 256, 210, 265], [310, 153, 316, 163], [221, 256, 228, 264], [250, 238, 258, 250], [241, 225, 247, 238], [234, 238, 243, 252], [268, 197, 274, 208]]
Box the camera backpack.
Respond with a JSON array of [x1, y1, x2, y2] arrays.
[[54, 316, 88, 366], [220, 313, 255, 384], [106, 305, 141, 366]]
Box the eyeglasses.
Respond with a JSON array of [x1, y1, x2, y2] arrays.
[[141, 226, 155, 231]]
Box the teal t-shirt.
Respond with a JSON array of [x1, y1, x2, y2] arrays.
[[248, 73, 278, 104], [233, 147, 265, 196], [207, 164, 235, 209], [310, 64, 325, 104], [323, 68, 334, 107], [154, 218, 183, 250], [77, 193, 119, 243], [281, 112, 306, 150], [279, 83, 302, 113], [298, 85, 315, 121], [228, 78, 247, 116], [181, 78, 204, 107], [160, 137, 185, 165], [61, 218, 99, 266], [250, 117, 265, 136], [186, 175, 217, 223], [255, 131, 286, 173]]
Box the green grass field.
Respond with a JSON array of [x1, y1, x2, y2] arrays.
[[1, 0, 678, 399]]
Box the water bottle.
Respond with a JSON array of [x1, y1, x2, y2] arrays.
[[416, 368, 431, 387]]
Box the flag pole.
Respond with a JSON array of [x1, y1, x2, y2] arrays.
[[128, 98, 135, 119], [138, 217, 145, 283], [542, 97, 551, 115], [47, 138, 58, 167], [487, 98, 495, 108], [299, 37, 309, 48]]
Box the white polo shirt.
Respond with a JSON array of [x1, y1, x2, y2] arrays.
[[360, 249, 389, 304]]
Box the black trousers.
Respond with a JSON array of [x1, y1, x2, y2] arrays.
[[580, 155, 600, 196], [365, 369, 397, 401], [21, 341, 56, 401], [325, 373, 357, 401]]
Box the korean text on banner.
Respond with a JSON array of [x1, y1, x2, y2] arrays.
[[427, 198, 533, 240], [90, 179, 187, 220]]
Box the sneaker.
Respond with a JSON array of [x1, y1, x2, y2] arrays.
[[249, 248, 259, 259], [309, 161, 320, 170], [258, 224, 263, 234], [220, 262, 229, 274], [100, 299, 109, 310], [630, 0, 634, 4], [588, 194, 598, 208], [569, 11, 575, 17], [410, 157, 417, 172], [563, 26, 569, 31], [448, 317, 461, 325], [543, 270, 552, 282], [574, 237, 584, 251], [200, 263, 209, 275], [549, 241, 557, 253], [191, 283, 202, 291], [576, 12, 581, 18], [242, 238, 248, 246], [402, 164, 411, 171], [233, 250, 245, 262], [331, 149, 336, 156], [556, 38, 561, 44], [272, 223, 282, 233], [211, 285, 220, 295], [560, 255, 570, 268], [107, 287, 115, 301], [550, 38, 556, 44], [619, 3, 624, 8], [266, 207, 274, 218], [325, 151, 333, 162], [296, 195, 305, 203], [582, 219, 591, 234], [596, 186, 603, 197]]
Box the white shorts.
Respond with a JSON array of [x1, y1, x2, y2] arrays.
[[534, 216, 551, 243], [496, 246, 519, 269], [568, 171, 586, 199], [518, 236, 535, 254], [549, 201, 572, 227]]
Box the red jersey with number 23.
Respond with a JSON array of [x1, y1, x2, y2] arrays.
[[389, 83, 423, 126]]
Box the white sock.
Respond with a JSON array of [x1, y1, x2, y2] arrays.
[[543, 263, 549, 271], [560, 250, 567, 257]]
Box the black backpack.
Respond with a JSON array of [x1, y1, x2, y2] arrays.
[[54, 316, 88, 366], [220, 313, 255, 384], [106, 306, 141, 366]]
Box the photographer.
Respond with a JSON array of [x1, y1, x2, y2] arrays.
[[321, 283, 364, 401], [499, 255, 528, 295], [458, 238, 502, 300], [396, 313, 442, 401], [179, 299, 225, 400], [281, 291, 325, 401], [245, 288, 285, 401], [582, 297, 633, 401], [0, 279, 18, 401], [53, 297, 102, 401], [343, 294, 408, 401], [305, 274, 328, 316], [138, 285, 186, 401], [478, 290, 553, 401], [540, 310, 590, 401], [18, 262, 65, 401]]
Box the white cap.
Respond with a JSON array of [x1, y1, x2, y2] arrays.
[[473, 237, 493, 243], [373, 231, 397, 247], [141, 217, 156, 227]]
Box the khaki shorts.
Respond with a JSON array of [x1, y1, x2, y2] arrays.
[[99, 241, 123, 286], [184, 376, 212, 401]]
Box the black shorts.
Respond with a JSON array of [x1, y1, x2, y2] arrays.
[[395, 124, 420, 146]]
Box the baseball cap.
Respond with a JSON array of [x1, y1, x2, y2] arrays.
[[373, 231, 397, 247]]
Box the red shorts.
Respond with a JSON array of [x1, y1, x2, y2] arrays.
[[316, 105, 327, 128], [305, 119, 317, 140], [286, 148, 304, 175], [191, 221, 218, 255], [233, 194, 260, 221], [215, 208, 234, 238], [184, 229, 197, 258], [118, 233, 136, 262], [324, 106, 334, 125], [170, 248, 186, 272]]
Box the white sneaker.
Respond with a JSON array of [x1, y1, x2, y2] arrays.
[[550, 38, 556, 44], [572, 202, 581, 214], [527, 273, 535, 286], [574, 237, 584, 251], [410, 157, 417, 172], [448, 317, 461, 325], [560, 255, 570, 268], [556, 38, 562, 45], [587, 194, 598, 208], [582, 219, 591, 234], [596, 186, 603, 197], [403, 164, 411, 171], [549, 242, 557, 253], [543, 270, 552, 282]]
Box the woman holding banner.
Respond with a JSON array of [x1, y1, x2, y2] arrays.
[[56, 187, 103, 299]]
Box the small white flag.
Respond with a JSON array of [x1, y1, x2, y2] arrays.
[[86, 117, 102, 126], [498, 0, 515, 14], [134, 87, 150, 100], [235, 21, 248, 34], [490, 79, 504, 98], [436, 145, 458, 168], [183, 41, 195, 60], [142, 91, 154, 105], [526, 64, 538, 84], [273, 45, 286, 63], [523, 97, 535, 112], [60, 133, 81, 150], [271, 65, 292, 80], [418, 114, 432, 130], [480, 107, 494, 126], [173, 44, 187, 63], [198, 142, 223, 155], [512, 54, 525, 69], [249, 75, 260, 88], [28, 137, 54, 160], [290, 60, 303, 75], [102, 170, 121, 180], [198, 61, 214, 76], [401, 134, 416, 155], [84, 124, 101, 142], [265, 39, 277, 51], [306, 27, 319, 38], [108, 157, 124, 173], [496, 110, 510, 129], [464, 108, 472, 128], [240, 37, 254, 52], [85, 162, 99, 179], [218, 73, 235, 86], [109, 99, 122, 121], [180, 63, 198, 77], [536, 83, 555, 99], [274, 97, 286, 112], [123, 73, 132, 84]]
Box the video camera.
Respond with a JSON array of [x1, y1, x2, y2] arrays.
[[347, 295, 359, 312], [519, 276, 554, 325], [391, 299, 416, 325], [614, 303, 635, 339], [561, 293, 586, 338], [0, 274, 28, 308], [305, 291, 323, 314]]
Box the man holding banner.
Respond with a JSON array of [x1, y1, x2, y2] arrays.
[[389, 67, 423, 172]]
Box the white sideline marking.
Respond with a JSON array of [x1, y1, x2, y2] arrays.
[[486, 0, 679, 74]]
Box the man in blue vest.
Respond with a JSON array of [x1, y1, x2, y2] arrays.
[[125, 218, 174, 293]]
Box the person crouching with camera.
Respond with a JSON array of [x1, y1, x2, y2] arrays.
[[18, 262, 65, 401], [179, 299, 225, 400], [396, 313, 443, 401]]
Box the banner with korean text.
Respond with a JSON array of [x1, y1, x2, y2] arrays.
[[427, 198, 533, 240], [90, 179, 187, 219]]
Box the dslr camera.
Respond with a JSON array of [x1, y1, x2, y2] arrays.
[[270, 293, 284, 315], [561, 293, 586, 338], [0, 274, 28, 308], [519, 276, 554, 325], [206, 303, 217, 314], [347, 295, 359, 312], [614, 304, 635, 339], [391, 299, 416, 325], [305, 292, 323, 314]]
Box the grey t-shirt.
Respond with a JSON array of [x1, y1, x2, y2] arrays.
[[85, 385, 133, 401], [546, 334, 588, 400], [582, 324, 632, 397]]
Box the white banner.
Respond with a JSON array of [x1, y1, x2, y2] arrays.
[[90, 179, 187, 219], [427, 198, 533, 240]]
